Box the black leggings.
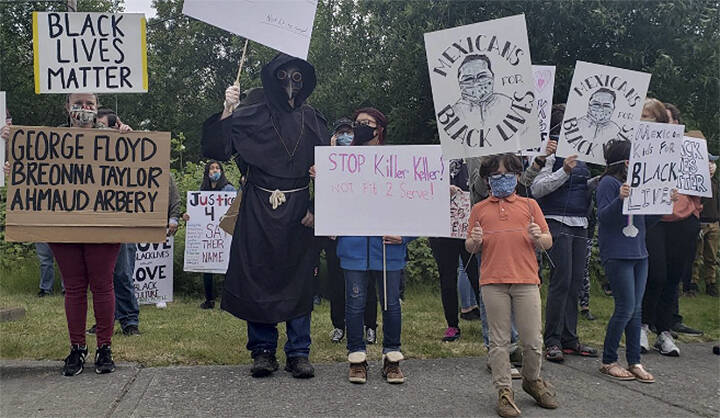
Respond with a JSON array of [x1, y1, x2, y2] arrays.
[[429, 237, 479, 328], [643, 216, 700, 332]]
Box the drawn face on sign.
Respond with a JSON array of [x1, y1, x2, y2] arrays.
[[587, 90, 615, 124], [458, 56, 494, 104]]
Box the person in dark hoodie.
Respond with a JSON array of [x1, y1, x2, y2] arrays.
[[202, 54, 329, 379]]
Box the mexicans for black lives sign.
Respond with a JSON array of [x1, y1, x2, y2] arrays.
[[5, 126, 170, 243], [424, 14, 541, 159], [33, 12, 148, 93]]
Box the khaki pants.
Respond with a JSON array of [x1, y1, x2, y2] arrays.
[[693, 222, 719, 286], [482, 284, 543, 390]]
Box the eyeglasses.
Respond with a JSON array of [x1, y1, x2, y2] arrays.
[[276, 70, 302, 82], [353, 120, 377, 128], [488, 172, 518, 180]]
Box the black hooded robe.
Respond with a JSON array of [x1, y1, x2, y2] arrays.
[[202, 54, 329, 324]]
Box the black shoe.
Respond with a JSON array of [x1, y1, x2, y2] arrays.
[[250, 352, 279, 378], [580, 309, 596, 321], [313, 295, 322, 305], [601, 283, 612, 296], [707, 285, 719, 297], [200, 300, 215, 309], [122, 325, 140, 336], [62, 344, 88, 376], [545, 345, 564, 363], [671, 323, 704, 336], [713, 345, 720, 355], [37, 290, 51, 297], [460, 307, 482, 321], [95, 344, 116, 374], [285, 356, 315, 379], [86, 324, 97, 335]]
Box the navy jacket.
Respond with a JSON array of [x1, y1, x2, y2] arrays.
[[537, 157, 591, 218], [336, 236, 415, 271]]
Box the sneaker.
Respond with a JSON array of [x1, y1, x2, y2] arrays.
[[654, 331, 680, 356], [640, 324, 650, 353], [330, 328, 345, 343], [580, 309, 596, 321], [86, 324, 97, 335], [707, 284, 719, 297], [509, 345, 523, 368], [94, 344, 116, 374], [601, 283, 612, 296], [200, 300, 215, 309], [366, 327, 377, 345], [62, 344, 88, 376], [250, 352, 279, 377], [460, 307, 482, 321], [37, 290, 51, 297], [313, 295, 322, 305], [486, 360, 521, 380], [284, 357, 315, 379], [545, 345, 564, 363], [382, 352, 404, 384], [522, 378, 559, 409], [348, 352, 368, 384], [562, 342, 598, 357], [497, 387, 521, 418], [683, 289, 697, 297], [122, 325, 140, 336], [671, 323, 704, 336], [713, 345, 719, 355], [442, 327, 461, 342]]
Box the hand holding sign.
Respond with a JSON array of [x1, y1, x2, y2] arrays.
[[528, 222, 542, 241], [563, 155, 578, 174], [383, 235, 403, 245], [619, 183, 630, 199], [471, 221, 484, 244]]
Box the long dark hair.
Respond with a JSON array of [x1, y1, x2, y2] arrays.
[[200, 160, 231, 191], [602, 140, 632, 182]]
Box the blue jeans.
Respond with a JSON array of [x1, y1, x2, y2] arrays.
[[36, 243, 61, 292], [247, 313, 312, 358], [345, 269, 402, 354], [114, 243, 139, 328], [458, 255, 477, 310], [602, 258, 648, 365], [477, 256, 519, 348]]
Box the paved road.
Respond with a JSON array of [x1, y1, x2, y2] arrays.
[[1, 342, 718, 417]]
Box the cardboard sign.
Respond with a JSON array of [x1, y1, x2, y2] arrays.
[[314, 145, 450, 236], [450, 191, 471, 239], [678, 136, 712, 198], [183, 191, 235, 274], [133, 237, 173, 304], [182, 0, 318, 59], [0, 91, 5, 187], [424, 14, 541, 159], [4, 126, 170, 242], [556, 61, 651, 165], [524, 65, 556, 155], [32, 12, 148, 93], [623, 121, 684, 215]]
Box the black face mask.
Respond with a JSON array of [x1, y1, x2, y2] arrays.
[[353, 125, 376, 144]]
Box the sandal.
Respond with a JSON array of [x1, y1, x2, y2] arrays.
[[563, 343, 598, 357], [628, 364, 655, 383], [599, 363, 635, 381]]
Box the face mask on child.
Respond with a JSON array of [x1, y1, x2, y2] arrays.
[[336, 132, 353, 146], [488, 174, 517, 198]]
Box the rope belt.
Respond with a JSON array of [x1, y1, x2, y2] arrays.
[[255, 184, 309, 210]]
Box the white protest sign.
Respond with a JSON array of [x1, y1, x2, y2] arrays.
[[557, 61, 651, 165], [0, 91, 5, 187], [182, 0, 318, 59], [424, 14, 541, 159], [678, 136, 712, 198], [315, 145, 450, 236], [183, 191, 235, 274], [450, 191, 471, 239], [623, 121, 684, 215], [32, 12, 148, 93], [524, 65, 556, 155], [133, 237, 173, 304]]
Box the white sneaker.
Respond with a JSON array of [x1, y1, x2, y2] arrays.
[[640, 324, 650, 353], [511, 367, 521, 380], [654, 331, 680, 357]]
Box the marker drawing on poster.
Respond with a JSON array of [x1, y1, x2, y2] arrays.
[[0, 92, 6, 187], [424, 14, 541, 159], [182, 0, 318, 59], [524, 65, 555, 155], [183, 191, 235, 274], [32, 12, 148, 93], [556, 61, 651, 165], [678, 136, 712, 198], [133, 237, 173, 304], [314, 145, 450, 237], [623, 121, 684, 215], [450, 190, 471, 239]]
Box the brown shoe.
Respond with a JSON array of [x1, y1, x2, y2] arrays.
[[497, 387, 521, 417], [348, 352, 367, 384], [627, 364, 655, 383], [382, 351, 405, 384], [522, 378, 559, 409]]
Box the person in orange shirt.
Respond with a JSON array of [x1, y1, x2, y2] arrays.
[[466, 153, 557, 418]]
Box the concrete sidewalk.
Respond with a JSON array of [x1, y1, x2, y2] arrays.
[[1, 342, 718, 417]]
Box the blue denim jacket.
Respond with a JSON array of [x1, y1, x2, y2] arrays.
[[336, 236, 415, 271]]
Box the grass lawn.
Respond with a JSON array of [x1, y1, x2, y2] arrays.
[[1, 262, 718, 367]]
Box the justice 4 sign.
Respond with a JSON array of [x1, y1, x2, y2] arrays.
[[424, 14, 541, 159], [557, 61, 651, 165], [183, 191, 236, 274]]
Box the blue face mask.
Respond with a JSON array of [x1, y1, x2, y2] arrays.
[[210, 172, 221, 182], [488, 173, 517, 198], [336, 132, 353, 146]]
